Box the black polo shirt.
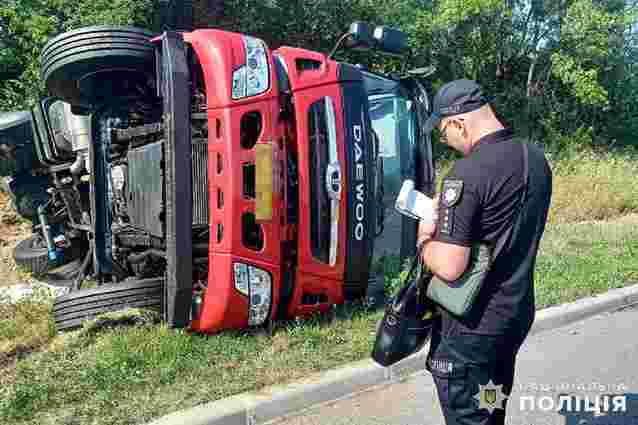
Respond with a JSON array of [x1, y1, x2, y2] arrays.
[[431, 128, 553, 335]]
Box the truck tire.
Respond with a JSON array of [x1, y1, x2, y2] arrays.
[[40, 26, 156, 107], [52, 278, 163, 331], [46, 257, 84, 282], [13, 235, 51, 276]]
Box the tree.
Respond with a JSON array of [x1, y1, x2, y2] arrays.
[[0, 0, 155, 111], [407, 0, 627, 147], [1, 0, 634, 151]]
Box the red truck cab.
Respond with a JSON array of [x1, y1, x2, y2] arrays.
[[180, 30, 377, 333]]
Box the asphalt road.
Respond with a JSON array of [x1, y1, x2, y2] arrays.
[[267, 303, 638, 425]]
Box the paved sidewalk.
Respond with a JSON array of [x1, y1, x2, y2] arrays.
[[269, 302, 638, 425]]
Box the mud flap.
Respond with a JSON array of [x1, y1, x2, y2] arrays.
[[159, 31, 193, 328]]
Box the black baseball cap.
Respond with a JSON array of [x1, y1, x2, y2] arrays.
[[424, 79, 489, 133]]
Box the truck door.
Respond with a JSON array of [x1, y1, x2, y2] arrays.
[[363, 72, 435, 265], [274, 47, 377, 317]]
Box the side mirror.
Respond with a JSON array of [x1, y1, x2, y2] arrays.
[[345, 21, 374, 51], [331, 22, 409, 59], [372, 26, 408, 57]]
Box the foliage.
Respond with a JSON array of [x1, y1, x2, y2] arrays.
[[0, 0, 636, 149], [0, 0, 157, 111], [550, 53, 609, 108]]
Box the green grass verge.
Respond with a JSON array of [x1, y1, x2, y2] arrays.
[[534, 215, 638, 305], [0, 288, 55, 367], [1, 215, 637, 425], [436, 145, 638, 225]]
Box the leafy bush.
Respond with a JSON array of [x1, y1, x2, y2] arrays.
[[540, 113, 595, 158]]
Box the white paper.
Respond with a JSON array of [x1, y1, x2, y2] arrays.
[[394, 179, 436, 222]]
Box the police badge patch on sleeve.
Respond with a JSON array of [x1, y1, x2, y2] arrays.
[[440, 179, 463, 236], [441, 179, 463, 207]]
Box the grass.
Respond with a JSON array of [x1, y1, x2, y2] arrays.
[[0, 288, 56, 371], [545, 148, 638, 224], [435, 144, 638, 225], [534, 214, 638, 305], [0, 305, 384, 425], [1, 146, 638, 424]]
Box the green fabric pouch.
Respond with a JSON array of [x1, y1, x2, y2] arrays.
[[425, 242, 492, 317]]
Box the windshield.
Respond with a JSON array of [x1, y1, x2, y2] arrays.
[[368, 93, 418, 262], [369, 94, 416, 197]]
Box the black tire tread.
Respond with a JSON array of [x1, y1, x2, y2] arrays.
[[40, 26, 155, 106], [53, 278, 163, 308], [54, 287, 162, 315], [55, 300, 161, 331], [42, 42, 155, 76], [42, 36, 154, 63], [53, 278, 163, 331], [55, 296, 161, 323], [41, 26, 155, 58]]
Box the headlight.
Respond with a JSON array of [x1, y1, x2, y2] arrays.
[[232, 36, 270, 100], [233, 263, 250, 296], [233, 262, 272, 326]]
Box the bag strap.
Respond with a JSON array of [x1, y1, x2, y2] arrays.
[[390, 247, 425, 313], [491, 142, 529, 261]]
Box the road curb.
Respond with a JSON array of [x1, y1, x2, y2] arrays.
[[148, 283, 638, 425], [528, 283, 638, 336]]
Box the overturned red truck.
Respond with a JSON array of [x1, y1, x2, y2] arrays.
[[0, 22, 435, 333]]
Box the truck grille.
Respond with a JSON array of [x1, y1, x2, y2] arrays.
[[308, 98, 332, 264], [192, 138, 208, 226]]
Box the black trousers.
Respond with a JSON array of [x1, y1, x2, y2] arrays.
[[425, 313, 530, 425]]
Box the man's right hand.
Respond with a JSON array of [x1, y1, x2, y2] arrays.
[[417, 195, 439, 248]]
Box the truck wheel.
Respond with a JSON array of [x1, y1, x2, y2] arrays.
[[40, 26, 156, 107], [13, 235, 51, 276], [52, 278, 163, 331], [46, 257, 84, 282]]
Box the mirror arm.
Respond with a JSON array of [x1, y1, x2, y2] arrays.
[[328, 33, 354, 60]]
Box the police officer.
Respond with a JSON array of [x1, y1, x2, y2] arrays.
[[417, 79, 553, 425]]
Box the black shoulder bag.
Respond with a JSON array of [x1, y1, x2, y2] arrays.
[[371, 244, 438, 367]]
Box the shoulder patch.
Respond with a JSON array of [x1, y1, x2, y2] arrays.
[[441, 179, 463, 207]]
